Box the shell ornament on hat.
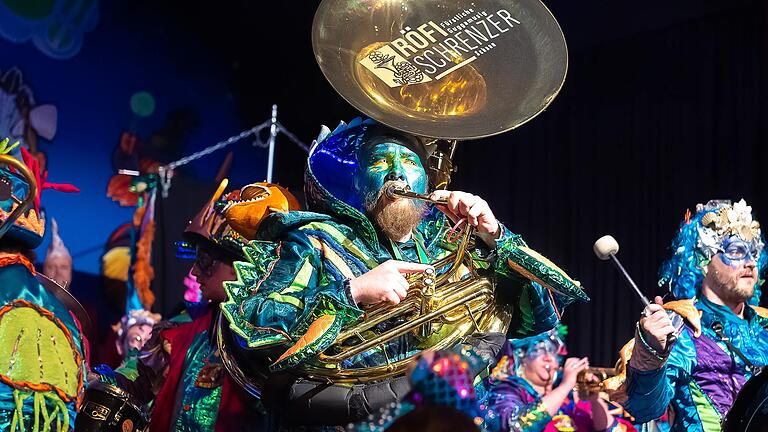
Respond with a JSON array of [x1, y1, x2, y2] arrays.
[[658, 199, 766, 304]]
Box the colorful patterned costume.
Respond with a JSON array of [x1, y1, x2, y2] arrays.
[[619, 200, 768, 431], [482, 330, 635, 432], [97, 180, 298, 431], [107, 302, 265, 432], [623, 297, 768, 431], [484, 376, 634, 431], [0, 139, 85, 431], [221, 119, 588, 424], [349, 346, 493, 432]]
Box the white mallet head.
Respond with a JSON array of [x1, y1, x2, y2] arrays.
[[594, 235, 620, 260]]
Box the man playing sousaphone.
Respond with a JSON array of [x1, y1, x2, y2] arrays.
[[219, 0, 585, 428], [220, 118, 588, 428]]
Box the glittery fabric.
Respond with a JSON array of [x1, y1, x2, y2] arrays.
[[110, 305, 266, 432], [482, 375, 635, 432], [219, 121, 587, 428], [410, 350, 483, 416], [0, 262, 86, 431], [222, 140, 582, 373], [624, 297, 768, 431], [482, 377, 551, 431], [349, 347, 489, 432], [169, 329, 223, 431]]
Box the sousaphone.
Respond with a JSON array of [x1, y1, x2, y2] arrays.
[[309, 1, 581, 379], [312, 0, 568, 140], [220, 0, 580, 423]]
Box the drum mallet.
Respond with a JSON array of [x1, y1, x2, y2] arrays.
[[593, 235, 677, 349]]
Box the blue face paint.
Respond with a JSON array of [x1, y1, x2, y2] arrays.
[[355, 142, 427, 202], [718, 236, 760, 268]]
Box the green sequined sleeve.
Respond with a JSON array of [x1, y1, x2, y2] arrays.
[[491, 224, 582, 338], [221, 229, 363, 368]]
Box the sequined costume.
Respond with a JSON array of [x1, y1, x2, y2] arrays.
[[95, 180, 298, 432], [482, 330, 635, 432], [619, 200, 768, 432], [105, 302, 265, 432], [221, 119, 588, 425], [484, 376, 634, 432], [0, 139, 85, 431], [623, 297, 768, 431], [349, 346, 493, 432]]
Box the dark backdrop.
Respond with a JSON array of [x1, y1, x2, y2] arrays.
[[147, 0, 768, 366], [452, 3, 768, 364]]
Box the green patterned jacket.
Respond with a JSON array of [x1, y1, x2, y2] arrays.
[[220, 164, 587, 375]]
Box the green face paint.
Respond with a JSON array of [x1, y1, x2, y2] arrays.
[[355, 142, 427, 202]]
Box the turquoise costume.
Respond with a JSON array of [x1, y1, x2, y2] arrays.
[[621, 200, 768, 431], [624, 297, 768, 431], [221, 119, 588, 425], [0, 139, 85, 431]]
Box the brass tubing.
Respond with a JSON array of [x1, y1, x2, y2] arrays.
[[320, 285, 493, 363]]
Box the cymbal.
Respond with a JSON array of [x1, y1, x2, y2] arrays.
[[312, 0, 567, 140]]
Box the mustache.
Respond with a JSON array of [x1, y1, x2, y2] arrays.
[[739, 269, 756, 278], [364, 180, 409, 210]]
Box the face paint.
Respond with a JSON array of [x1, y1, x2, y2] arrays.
[[718, 236, 760, 268], [355, 142, 427, 201]]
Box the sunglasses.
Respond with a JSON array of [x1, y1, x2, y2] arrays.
[[194, 247, 220, 277]]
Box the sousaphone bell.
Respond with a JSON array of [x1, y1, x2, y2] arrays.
[[312, 0, 568, 140]]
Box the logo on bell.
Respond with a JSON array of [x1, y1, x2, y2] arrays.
[[358, 10, 522, 88], [359, 45, 432, 87]]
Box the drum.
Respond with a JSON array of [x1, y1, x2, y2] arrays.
[[722, 367, 768, 432], [75, 381, 148, 432]]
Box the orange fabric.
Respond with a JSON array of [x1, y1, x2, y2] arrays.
[[754, 306, 768, 319], [133, 205, 147, 227], [0, 205, 44, 236], [107, 175, 139, 206], [133, 219, 156, 309], [0, 252, 35, 274], [274, 314, 336, 365], [663, 299, 701, 336]]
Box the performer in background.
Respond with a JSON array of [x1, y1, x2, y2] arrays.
[[93, 180, 300, 432], [483, 327, 635, 432], [0, 139, 84, 431], [112, 309, 160, 359], [43, 218, 73, 289], [221, 119, 587, 427], [620, 199, 768, 431]]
